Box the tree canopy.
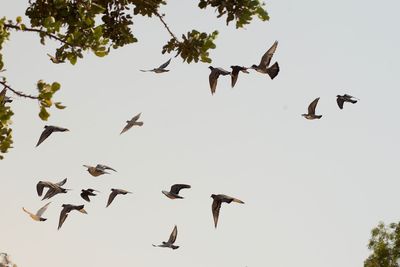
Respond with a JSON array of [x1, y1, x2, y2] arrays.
[[0, 0, 269, 159]]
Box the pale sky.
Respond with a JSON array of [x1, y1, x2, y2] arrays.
[[1, 1, 400, 266]]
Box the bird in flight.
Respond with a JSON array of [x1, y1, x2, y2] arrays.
[[162, 184, 191, 199], [211, 194, 244, 228], [302, 97, 322, 120], [36, 125, 69, 147], [83, 164, 117, 177], [250, 41, 280, 79], [22, 202, 51, 221], [58, 204, 87, 230], [208, 66, 231, 95], [80, 189, 100, 202], [152, 225, 179, 250], [36, 178, 69, 200], [120, 112, 143, 134], [336, 94, 358, 109], [230, 65, 249, 88], [106, 189, 132, 207], [47, 53, 65, 64], [140, 58, 171, 73]]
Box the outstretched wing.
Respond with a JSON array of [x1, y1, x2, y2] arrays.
[[120, 122, 133, 135], [80, 191, 91, 202], [170, 184, 191, 195], [42, 188, 59, 200], [308, 97, 320, 115], [96, 164, 117, 172], [56, 178, 67, 187], [36, 181, 47, 196], [209, 70, 219, 95], [130, 112, 142, 123], [167, 225, 178, 244], [259, 41, 278, 69], [36, 202, 51, 216], [336, 97, 344, 109], [36, 127, 53, 147], [58, 208, 68, 230], [158, 58, 171, 69], [106, 190, 119, 207], [212, 199, 222, 228]]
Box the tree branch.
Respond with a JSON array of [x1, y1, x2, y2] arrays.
[[4, 23, 73, 47], [154, 11, 179, 42], [0, 80, 39, 100]]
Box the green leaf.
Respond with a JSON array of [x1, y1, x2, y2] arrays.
[[39, 106, 50, 121], [51, 82, 61, 92], [55, 102, 66, 109]]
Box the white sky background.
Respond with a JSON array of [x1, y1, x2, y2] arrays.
[[1, 0, 400, 266]]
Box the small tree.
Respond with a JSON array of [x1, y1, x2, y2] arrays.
[[0, 0, 270, 159], [364, 221, 400, 267]]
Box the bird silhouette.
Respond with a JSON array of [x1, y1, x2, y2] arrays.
[[120, 113, 143, 134], [208, 66, 231, 95], [250, 41, 280, 79], [36, 178, 69, 200], [152, 225, 179, 250], [83, 164, 116, 177], [80, 189, 100, 202], [140, 59, 171, 73], [58, 204, 87, 230], [211, 194, 244, 228], [336, 94, 358, 109], [36, 125, 69, 147], [162, 184, 191, 199], [22, 202, 51, 221], [106, 189, 132, 207], [230, 66, 249, 88], [302, 97, 322, 120]]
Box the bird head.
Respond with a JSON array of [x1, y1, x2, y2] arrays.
[[208, 66, 214, 70], [211, 194, 216, 199], [250, 64, 258, 69]]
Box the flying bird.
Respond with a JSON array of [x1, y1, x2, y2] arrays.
[[140, 58, 171, 73], [152, 225, 179, 250], [120, 112, 143, 134], [336, 94, 358, 109], [36, 125, 69, 147], [230, 66, 249, 88], [208, 66, 231, 94], [36, 178, 69, 200], [22, 202, 51, 221], [47, 53, 65, 64], [250, 41, 280, 79], [106, 189, 132, 207], [302, 97, 322, 120], [211, 194, 244, 228], [80, 189, 100, 202], [58, 204, 87, 230], [83, 164, 117, 177], [162, 184, 191, 199]]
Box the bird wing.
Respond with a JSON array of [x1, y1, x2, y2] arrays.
[[36, 127, 53, 147], [130, 112, 142, 123], [52, 126, 69, 132], [308, 97, 320, 115], [36, 202, 51, 216], [231, 197, 245, 204], [106, 190, 119, 207], [336, 97, 344, 109], [140, 69, 152, 72], [22, 207, 34, 217], [80, 191, 91, 202], [42, 187, 60, 200], [56, 178, 67, 187], [259, 41, 278, 69], [212, 199, 222, 228], [209, 69, 219, 94], [58, 208, 69, 230], [158, 58, 171, 69], [167, 225, 178, 244], [96, 164, 117, 172], [170, 184, 191, 195], [231, 68, 240, 88], [266, 62, 280, 80], [36, 181, 47, 196], [120, 122, 133, 134]]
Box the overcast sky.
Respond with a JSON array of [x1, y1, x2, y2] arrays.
[[1, 1, 400, 266]]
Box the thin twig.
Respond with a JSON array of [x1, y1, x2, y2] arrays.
[[4, 23, 73, 47], [154, 11, 179, 42], [0, 80, 39, 100]]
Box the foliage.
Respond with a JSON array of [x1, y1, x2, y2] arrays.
[[365, 221, 400, 267], [0, 0, 270, 159]]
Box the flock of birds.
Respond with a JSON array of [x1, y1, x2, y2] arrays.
[[14, 40, 359, 251]]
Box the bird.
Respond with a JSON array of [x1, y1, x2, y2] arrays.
[[302, 97, 322, 120], [36, 125, 69, 147], [58, 204, 87, 230], [336, 94, 358, 109], [162, 184, 191, 199], [80, 189, 100, 202], [36, 178, 69, 200], [250, 41, 280, 79], [120, 113, 143, 134], [22, 202, 51, 221], [230, 65, 249, 88], [83, 164, 117, 177], [211, 194, 244, 228], [140, 58, 171, 73], [152, 225, 179, 250], [106, 189, 132, 207], [208, 66, 231, 94], [47, 53, 65, 64]]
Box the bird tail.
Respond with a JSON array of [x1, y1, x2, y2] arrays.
[[134, 121, 144, 126], [79, 208, 88, 214], [233, 198, 245, 204], [315, 115, 322, 119], [349, 99, 358, 104]]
